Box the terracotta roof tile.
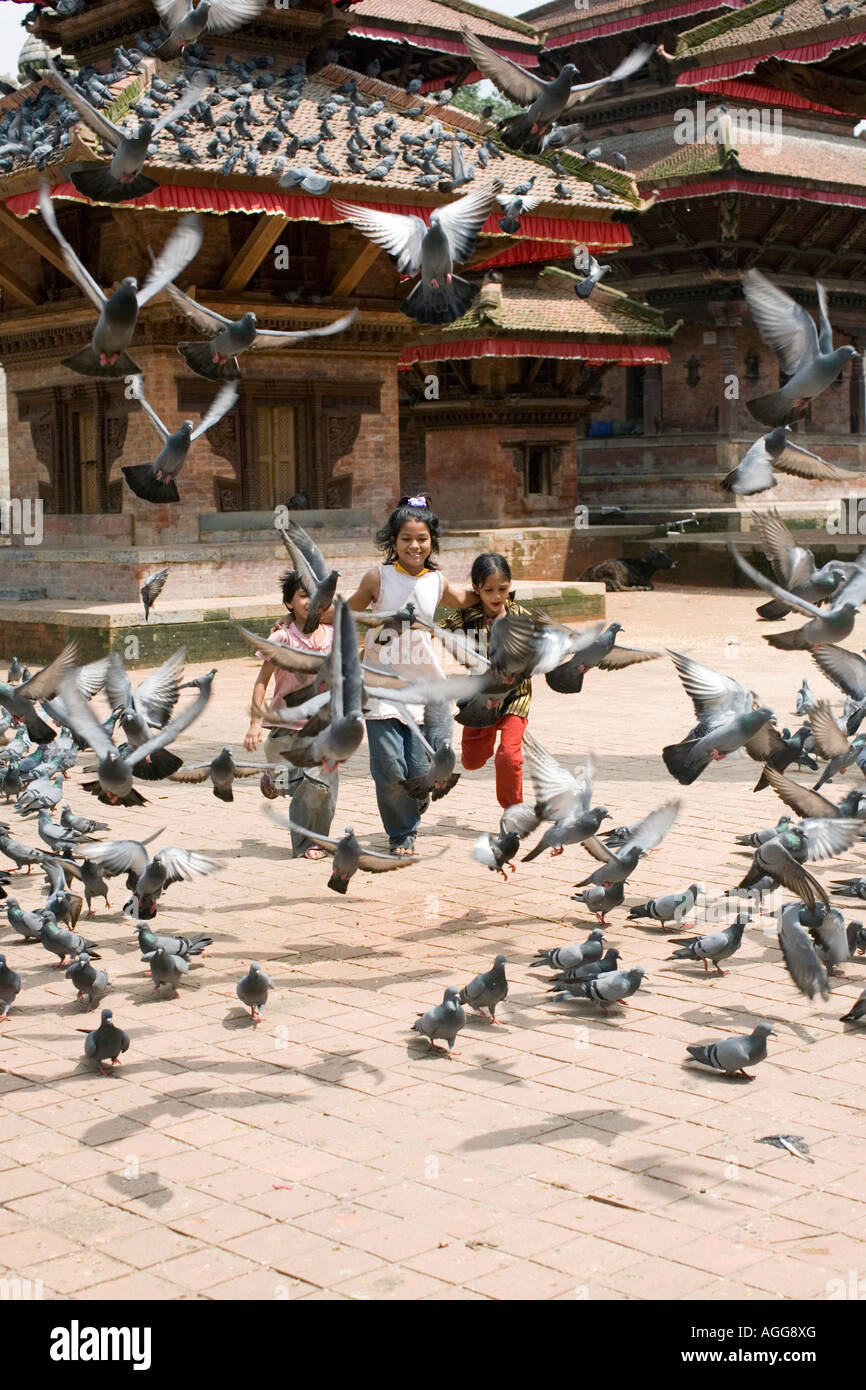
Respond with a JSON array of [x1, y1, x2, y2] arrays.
[[1, 59, 643, 218], [676, 0, 866, 60], [347, 0, 538, 44], [632, 120, 866, 190], [435, 266, 674, 336], [528, 0, 736, 35]]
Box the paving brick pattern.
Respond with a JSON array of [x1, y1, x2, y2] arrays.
[[2, 587, 866, 1300]]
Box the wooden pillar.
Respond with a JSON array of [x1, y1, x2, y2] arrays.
[[850, 335, 866, 435], [710, 302, 745, 437]]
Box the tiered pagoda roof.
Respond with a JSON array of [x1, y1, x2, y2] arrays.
[[674, 0, 866, 115], [343, 0, 540, 87]]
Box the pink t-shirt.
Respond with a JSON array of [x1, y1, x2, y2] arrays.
[[259, 619, 332, 727]]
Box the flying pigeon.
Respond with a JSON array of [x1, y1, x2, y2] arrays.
[[520, 736, 610, 861], [662, 649, 774, 784], [163, 281, 358, 380], [743, 270, 859, 427], [723, 427, 846, 494], [154, 0, 268, 58], [170, 746, 263, 800], [277, 519, 339, 634], [728, 542, 866, 650], [334, 181, 503, 325], [39, 184, 202, 378], [472, 802, 539, 878], [122, 374, 238, 504], [141, 567, 168, 622]]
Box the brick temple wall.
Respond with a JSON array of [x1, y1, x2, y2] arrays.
[[426, 425, 578, 525]]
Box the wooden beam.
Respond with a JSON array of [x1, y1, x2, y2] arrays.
[[0, 264, 38, 308], [521, 358, 543, 392], [219, 213, 289, 293], [111, 208, 151, 259], [0, 205, 70, 279], [329, 240, 380, 298]]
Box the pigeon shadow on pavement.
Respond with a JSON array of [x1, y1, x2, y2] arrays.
[[680, 1003, 816, 1043]]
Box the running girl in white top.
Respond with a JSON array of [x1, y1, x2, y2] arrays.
[[347, 495, 475, 855]]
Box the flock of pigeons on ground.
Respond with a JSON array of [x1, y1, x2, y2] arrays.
[[2, 511, 866, 1073]]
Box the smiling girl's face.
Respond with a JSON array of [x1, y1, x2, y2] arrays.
[[288, 587, 311, 625], [475, 571, 511, 620], [394, 520, 432, 574]]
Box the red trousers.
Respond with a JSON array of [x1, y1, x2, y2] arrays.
[[461, 714, 527, 808]]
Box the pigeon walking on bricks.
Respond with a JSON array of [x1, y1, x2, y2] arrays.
[[66, 952, 109, 1008], [80, 1008, 129, 1075], [40, 915, 99, 968], [553, 965, 646, 1010], [530, 928, 605, 971], [412, 986, 466, 1055], [547, 947, 622, 988], [60, 804, 108, 836], [686, 1022, 775, 1079], [628, 882, 704, 928], [0, 954, 21, 1020], [667, 915, 747, 975], [136, 925, 212, 960], [237, 961, 274, 1020], [5, 897, 46, 940], [572, 879, 625, 922], [458, 954, 507, 1022], [142, 946, 189, 998]]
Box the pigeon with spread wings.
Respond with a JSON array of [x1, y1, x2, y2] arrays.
[[277, 520, 338, 635], [163, 280, 358, 381], [38, 184, 202, 378], [728, 541, 866, 650], [154, 0, 268, 58], [47, 56, 208, 203], [122, 374, 238, 503], [459, 25, 653, 150], [333, 181, 503, 325], [743, 270, 859, 427], [662, 650, 773, 784], [268, 810, 445, 894], [520, 734, 610, 861]]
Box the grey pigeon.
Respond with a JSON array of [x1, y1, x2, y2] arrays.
[[847, 919, 866, 953], [273, 601, 365, 772], [460, 25, 652, 150], [47, 56, 207, 202], [164, 281, 357, 381], [142, 946, 189, 997], [743, 270, 859, 427], [141, 567, 168, 622], [0, 953, 21, 1020], [123, 375, 238, 504], [412, 986, 465, 1054], [547, 947, 621, 987], [39, 184, 202, 379], [36, 810, 86, 855], [57, 669, 212, 803], [572, 249, 612, 299], [739, 832, 840, 911], [171, 745, 262, 801], [458, 954, 508, 1022], [686, 1022, 775, 1079], [801, 900, 850, 975], [554, 965, 646, 1010], [628, 882, 704, 928], [40, 915, 99, 968], [777, 900, 832, 999], [729, 543, 864, 651], [0, 640, 80, 744], [832, 877, 866, 901], [841, 987, 866, 1023], [521, 737, 609, 861], [530, 928, 605, 972], [136, 925, 211, 959], [571, 879, 625, 922], [66, 952, 109, 1008], [275, 814, 433, 892], [334, 181, 503, 325], [575, 800, 680, 887], [723, 427, 844, 494], [472, 803, 539, 878], [80, 1008, 129, 1074], [236, 961, 274, 1020], [810, 645, 866, 736], [668, 915, 747, 975], [663, 650, 773, 784], [60, 804, 108, 835], [154, 0, 268, 58], [808, 701, 865, 788], [496, 188, 542, 233], [737, 816, 793, 847], [5, 897, 44, 940], [796, 679, 817, 715], [278, 520, 339, 635]]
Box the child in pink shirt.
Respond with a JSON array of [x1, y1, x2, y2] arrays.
[[244, 570, 336, 859]]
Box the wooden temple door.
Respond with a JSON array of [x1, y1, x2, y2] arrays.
[[255, 403, 298, 508]]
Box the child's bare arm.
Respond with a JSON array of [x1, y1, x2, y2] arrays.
[[441, 579, 477, 609], [245, 660, 274, 751], [346, 567, 381, 612]]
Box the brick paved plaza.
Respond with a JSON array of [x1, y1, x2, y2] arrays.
[[2, 585, 865, 1302]]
